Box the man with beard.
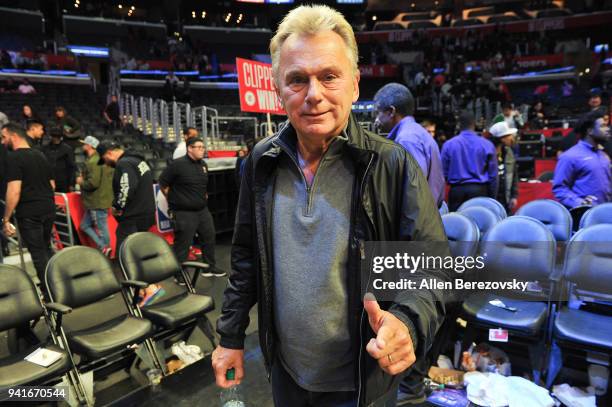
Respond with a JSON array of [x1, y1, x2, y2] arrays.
[[96, 140, 155, 252], [553, 111, 611, 208], [1, 123, 55, 284]]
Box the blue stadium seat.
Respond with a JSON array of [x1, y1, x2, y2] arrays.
[[458, 197, 507, 219], [516, 199, 572, 241], [553, 224, 612, 351], [462, 216, 556, 336], [457, 206, 501, 238], [439, 201, 449, 216], [579, 203, 612, 229], [441, 213, 480, 258]]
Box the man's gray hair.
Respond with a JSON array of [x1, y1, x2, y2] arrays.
[[373, 83, 415, 117], [270, 4, 359, 87]]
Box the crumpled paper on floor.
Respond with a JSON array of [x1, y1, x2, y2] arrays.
[[552, 383, 596, 407], [464, 371, 554, 407]]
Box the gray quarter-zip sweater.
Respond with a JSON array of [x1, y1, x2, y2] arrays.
[[272, 134, 356, 392]]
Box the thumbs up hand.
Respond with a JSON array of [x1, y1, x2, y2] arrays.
[[364, 293, 416, 376]]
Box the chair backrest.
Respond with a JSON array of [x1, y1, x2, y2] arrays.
[[516, 199, 572, 241], [0, 265, 43, 332], [579, 203, 612, 230], [481, 216, 556, 282], [439, 201, 449, 216], [458, 206, 501, 238], [564, 224, 612, 297], [441, 213, 480, 257], [119, 232, 182, 284], [458, 197, 507, 219], [45, 246, 120, 308]]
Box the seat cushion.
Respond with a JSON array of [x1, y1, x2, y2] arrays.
[[0, 343, 71, 387], [554, 308, 612, 349], [141, 292, 214, 329], [462, 293, 548, 335], [67, 315, 153, 359]]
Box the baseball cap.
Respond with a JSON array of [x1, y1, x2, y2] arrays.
[[489, 121, 518, 139], [590, 88, 602, 98], [96, 140, 120, 165], [80, 135, 100, 149]]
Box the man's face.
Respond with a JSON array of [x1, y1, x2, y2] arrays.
[[28, 124, 43, 139], [184, 128, 198, 142], [276, 31, 359, 141], [589, 95, 601, 109], [187, 141, 206, 161], [500, 134, 515, 147], [503, 107, 512, 117], [424, 124, 436, 137], [111, 95, 118, 103], [103, 149, 121, 167], [56, 110, 65, 119], [591, 117, 610, 143], [1, 128, 14, 150], [374, 107, 395, 133]]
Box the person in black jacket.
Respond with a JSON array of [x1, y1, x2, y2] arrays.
[[53, 106, 81, 149], [159, 137, 225, 276], [43, 129, 75, 193], [96, 140, 155, 251], [212, 5, 447, 407]]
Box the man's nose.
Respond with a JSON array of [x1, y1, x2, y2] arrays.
[[305, 79, 323, 105]]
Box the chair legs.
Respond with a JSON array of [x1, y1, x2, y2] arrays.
[[197, 316, 218, 349]]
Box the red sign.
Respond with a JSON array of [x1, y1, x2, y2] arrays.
[[236, 57, 285, 115]]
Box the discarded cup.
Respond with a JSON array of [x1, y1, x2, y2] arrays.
[[147, 368, 163, 388], [588, 364, 609, 396]]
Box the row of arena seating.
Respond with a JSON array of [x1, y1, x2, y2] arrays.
[[0, 233, 217, 406], [439, 209, 612, 385], [373, 6, 573, 31], [440, 197, 612, 241]]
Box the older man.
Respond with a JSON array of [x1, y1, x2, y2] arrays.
[[212, 5, 445, 407], [374, 83, 445, 207]]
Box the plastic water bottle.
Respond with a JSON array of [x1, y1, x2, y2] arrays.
[[220, 368, 245, 407]]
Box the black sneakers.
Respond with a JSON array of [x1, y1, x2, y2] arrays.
[[200, 267, 227, 278]]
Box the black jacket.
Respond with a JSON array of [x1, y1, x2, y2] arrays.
[[112, 153, 155, 221], [217, 115, 448, 406], [43, 142, 75, 193]]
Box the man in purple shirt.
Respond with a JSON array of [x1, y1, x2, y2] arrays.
[[553, 112, 611, 208], [374, 83, 445, 207], [441, 111, 498, 211]]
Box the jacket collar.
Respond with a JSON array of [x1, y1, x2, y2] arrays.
[[267, 113, 374, 167]]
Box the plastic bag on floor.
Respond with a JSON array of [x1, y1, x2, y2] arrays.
[[171, 341, 203, 366], [464, 372, 554, 407], [552, 384, 596, 407]]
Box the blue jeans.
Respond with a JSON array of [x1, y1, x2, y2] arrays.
[[80, 209, 110, 249]]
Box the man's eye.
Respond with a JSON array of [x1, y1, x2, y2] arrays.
[[289, 77, 306, 85], [324, 74, 337, 82]]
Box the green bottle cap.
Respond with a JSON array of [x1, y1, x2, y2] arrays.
[[226, 368, 235, 381]]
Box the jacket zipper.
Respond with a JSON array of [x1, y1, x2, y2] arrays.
[[357, 153, 375, 406]]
